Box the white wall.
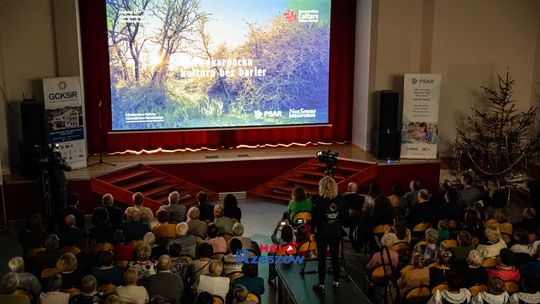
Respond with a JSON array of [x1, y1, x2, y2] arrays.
[[0, 0, 79, 173], [358, 0, 540, 156]]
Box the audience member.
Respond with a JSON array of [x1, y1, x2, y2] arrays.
[[519, 246, 540, 283], [231, 223, 252, 250], [427, 270, 471, 304], [197, 260, 229, 300], [172, 222, 197, 258], [195, 291, 214, 304], [7, 257, 41, 296], [150, 238, 169, 261], [428, 250, 453, 290], [127, 244, 156, 284], [69, 275, 105, 304], [56, 252, 83, 289], [457, 174, 482, 208], [57, 192, 86, 230], [361, 183, 382, 215], [19, 213, 49, 256], [511, 228, 535, 266], [116, 268, 149, 304], [404, 180, 421, 210], [493, 208, 513, 236], [462, 250, 487, 288], [121, 209, 150, 244], [99, 193, 123, 227], [434, 188, 460, 224], [366, 233, 399, 270], [146, 255, 184, 304], [223, 238, 244, 275], [212, 205, 236, 235], [152, 210, 176, 241], [419, 228, 439, 265], [288, 186, 313, 219], [205, 224, 227, 254], [190, 243, 213, 285], [476, 226, 507, 259], [231, 285, 253, 304], [90, 207, 116, 244], [168, 243, 189, 281], [509, 278, 540, 304], [223, 194, 242, 222], [487, 248, 520, 282], [388, 184, 406, 210], [187, 207, 208, 238], [39, 273, 69, 304], [473, 277, 509, 303], [56, 214, 85, 247], [452, 231, 474, 270], [428, 180, 453, 214], [125, 192, 154, 225], [514, 208, 538, 234], [229, 263, 264, 298], [196, 191, 214, 223], [462, 209, 483, 239], [408, 189, 433, 227], [397, 252, 429, 297], [0, 272, 31, 304], [91, 250, 124, 286], [158, 191, 186, 223], [111, 230, 134, 262], [32, 234, 65, 275]]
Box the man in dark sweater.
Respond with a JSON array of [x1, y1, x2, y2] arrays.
[[121, 209, 149, 243], [146, 255, 184, 304], [57, 192, 85, 230]]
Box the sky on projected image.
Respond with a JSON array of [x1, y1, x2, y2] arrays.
[[106, 0, 331, 131]]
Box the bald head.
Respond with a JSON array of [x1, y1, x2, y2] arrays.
[[347, 182, 358, 193], [157, 255, 172, 271], [64, 214, 76, 227]]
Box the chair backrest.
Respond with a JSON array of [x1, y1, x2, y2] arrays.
[[373, 224, 391, 234], [413, 222, 431, 232], [95, 242, 114, 253], [469, 284, 488, 296], [484, 219, 497, 228], [63, 288, 81, 297], [529, 233, 537, 243], [64, 246, 81, 255], [212, 295, 225, 304], [501, 233, 512, 244], [432, 283, 448, 294], [220, 233, 233, 242], [370, 265, 395, 285], [400, 264, 414, 275], [404, 285, 430, 303], [14, 289, 34, 302], [481, 257, 500, 268], [292, 211, 312, 224], [26, 247, 46, 258], [247, 292, 261, 304], [441, 239, 457, 249], [228, 271, 244, 283], [41, 267, 58, 279], [127, 240, 143, 249], [97, 284, 117, 295], [504, 280, 519, 294], [391, 241, 410, 257]]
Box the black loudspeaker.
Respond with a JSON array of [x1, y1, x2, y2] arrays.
[[374, 90, 400, 131], [371, 128, 401, 160], [20, 100, 47, 179]]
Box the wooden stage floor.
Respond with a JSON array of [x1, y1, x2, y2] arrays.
[[62, 143, 438, 181]]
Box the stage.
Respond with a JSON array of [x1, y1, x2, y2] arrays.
[[1, 143, 440, 221]]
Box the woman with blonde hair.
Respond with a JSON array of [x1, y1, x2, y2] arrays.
[[476, 226, 507, 259], [56, 252, 83, 289], [311, 176, 344, 293], [398, 252, 429, 296]]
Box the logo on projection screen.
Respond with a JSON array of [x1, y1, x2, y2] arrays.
[[283, 9, 297, 22]]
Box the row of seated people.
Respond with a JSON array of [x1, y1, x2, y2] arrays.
[[4, 221, 266, 304], [366, 218, 540, 303]]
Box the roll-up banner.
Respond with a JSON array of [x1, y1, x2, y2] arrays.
[[400, 73, 441, 159], [43, 77, 87, 169]]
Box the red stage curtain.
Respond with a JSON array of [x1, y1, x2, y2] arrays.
[[79, 0, 357, 153]]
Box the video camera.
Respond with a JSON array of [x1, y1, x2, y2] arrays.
[[33, 144, 68, 169], [316, 150, 338, 176]]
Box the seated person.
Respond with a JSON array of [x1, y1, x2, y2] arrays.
[[124, 192, 154, 226], [197, 260, 230, 300], [230, 285, 251, 304], [97, 193, 123, 227], [223, 239, 245, 276], [172, 222, 197, 258], [39, 273, 69, 304], [205, 224, 227, 255], [513, 208, 538, 234], [152, 210, 176, 241], [158, 191, 186, 224], [486, 248, 520, 282], [116, 268, 149, 304], [90, 207, 116, 244], [91, 250, 124, 286], [452, 231, 474, 270], [0, 273, 31, 304], [428, 250, 453, 290], [493, 208, 513, 236], [212, 205, 236, 235], [57, 192, 85, 230], [473, 277, 510, 304], [56, 252, 83, 290], [189, 243, 214, 290], [127, 244, 156, 285], [366, 233, 399, 271], [397, 252, 429, 297], [519, 245, 540, 283], [231, 223, 252, 250], [187, 207, 208, 238], [196, 191, 214, 223], [169, 243, 190, 281], [288, 186, 312, 219], [150, 238, 170, 261], [510, 228, 535, 266], [462, 250, 487, 288], [427, 270, 471, 304], [229, 263, 264, 299], [476, 226, 507, 259], [111, 230, 134, 262], [56, 214, 84, 247], [7, 256, 41, 297], [33, 234, 65, 276], [146, 255, 184, 304], [509, 278, 540, 304], [121, 209, 150, 244], [69, 275, 104, 304]]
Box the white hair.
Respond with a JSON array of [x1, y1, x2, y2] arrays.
[[232, 222, 244, 236], [176, 222, 188, 236], [8, 257, 24, 273]]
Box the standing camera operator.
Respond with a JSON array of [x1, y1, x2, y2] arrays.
[[38, 145, 71, 221]]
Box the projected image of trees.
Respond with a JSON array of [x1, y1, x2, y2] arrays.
[[106, 0, 331, 130]]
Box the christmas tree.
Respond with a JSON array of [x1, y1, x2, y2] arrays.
[[453, 72, 540, 186]]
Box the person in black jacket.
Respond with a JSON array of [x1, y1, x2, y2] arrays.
[[311, 176, 344, 293]]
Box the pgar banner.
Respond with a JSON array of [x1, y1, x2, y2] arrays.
[[43, 77, 87, 169], [400, 74, 441, 159]]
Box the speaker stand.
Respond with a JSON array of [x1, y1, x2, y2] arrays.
[[88, 100, 115, 167]]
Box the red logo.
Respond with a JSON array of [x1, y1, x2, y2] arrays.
[[284, 9, 297, 23]]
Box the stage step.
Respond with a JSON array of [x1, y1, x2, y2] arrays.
[[248, 158, 378, 203], [91, 164, 217, 212]]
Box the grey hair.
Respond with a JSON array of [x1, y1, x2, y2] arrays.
[[8, 256, 24, 273]]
